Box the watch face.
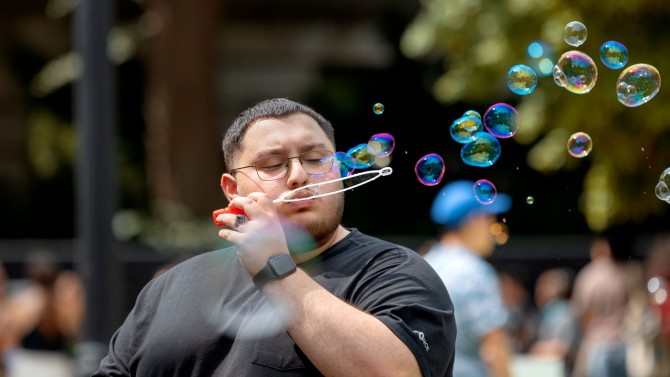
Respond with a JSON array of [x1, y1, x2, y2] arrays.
[[269, 254, 297, 277]]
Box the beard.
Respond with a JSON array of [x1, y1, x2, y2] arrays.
[[283, 191, 344, 248]]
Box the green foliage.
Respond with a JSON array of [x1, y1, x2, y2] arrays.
[[401, 0, 670, 231]]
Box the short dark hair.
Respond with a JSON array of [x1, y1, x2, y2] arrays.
[[222, 98, 336, 171]]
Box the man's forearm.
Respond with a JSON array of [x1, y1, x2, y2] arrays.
[[263, 269, 422, 377]]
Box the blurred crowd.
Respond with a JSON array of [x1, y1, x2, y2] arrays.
[[1, 231, 670, 377], [0, 251, 84, 377], [499, 232, 670, 377]]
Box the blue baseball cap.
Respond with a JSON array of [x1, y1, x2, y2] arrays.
[[430, 180, 512, 228]]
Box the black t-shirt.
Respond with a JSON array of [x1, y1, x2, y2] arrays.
[[94, 229, 455, 376]]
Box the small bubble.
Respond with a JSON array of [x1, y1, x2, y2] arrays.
[[463, 110, 481, 119], [415, 153, 445, 186], [507, 64, 538, 95], [526, 196, 534, 205], [450, 116, 482, 143], [347, 143, 376, 168], [483, 103, 519, 138], [334, 151, 356, 177], [367, 133, 395, 157], [553, 51, 598, 94], [372, 102, 384, 115], [473, 179, 497, 205], [599, 41, 628, 69], [567, 132, 593, 158], [563, 21, 587, 47], [460, 132, 502, 167]]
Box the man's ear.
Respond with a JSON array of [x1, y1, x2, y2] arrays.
[[220, 173, 239, 202]]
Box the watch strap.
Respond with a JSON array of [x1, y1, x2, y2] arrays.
[[252, 253, 296, 289]]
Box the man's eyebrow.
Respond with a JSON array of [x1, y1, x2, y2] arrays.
[[250, 143, 331, 160]]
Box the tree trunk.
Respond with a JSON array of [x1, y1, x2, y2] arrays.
[[143, 0, 224, 216]]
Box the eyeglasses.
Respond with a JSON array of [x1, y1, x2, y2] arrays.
[[229, 150, 335, 181]]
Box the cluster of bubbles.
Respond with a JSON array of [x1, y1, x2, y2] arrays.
[[422, 102, 521, 202], [336, 124, 395, 179], [655, 167, 670, 204], [648, 276, 668, 306], [552, 21, 661, 107]]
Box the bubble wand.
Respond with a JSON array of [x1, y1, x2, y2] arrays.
[[212, 167, 393, 226]]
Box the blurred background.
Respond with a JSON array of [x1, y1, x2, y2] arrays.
[[1, 0, 669, 376]]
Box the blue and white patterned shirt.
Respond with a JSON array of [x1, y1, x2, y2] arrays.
[[423, 244, 509, 377]]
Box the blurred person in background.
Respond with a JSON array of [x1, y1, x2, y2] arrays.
[[529, 268, 580, 375], [2, 250, 84, 377], [643, 234, 670, 377], [570, 227, 646, 377], [498, 266, 538, 354], [0, 260, 8, 377], [423, 180, 513, 377]]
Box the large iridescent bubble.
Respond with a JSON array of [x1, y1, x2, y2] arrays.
[[473, 179, 497, 205], [616, 64, 661, 107], [334, 151, 356, 177], [461, 132, 502, 167], [483, 103, 519, 138], [415, 153, 445, 186], [567, 132, 593, 158], [450, 115, 483, 143], [347, 143, 376, 169], [600, 41, 628, 70], [367, 133, 395, 157], [563, 21, 587, 47], [553, 51, 598, 94], [507, 64, 538, 95]]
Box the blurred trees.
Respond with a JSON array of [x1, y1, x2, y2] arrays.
[[400, 0, 670, 231]]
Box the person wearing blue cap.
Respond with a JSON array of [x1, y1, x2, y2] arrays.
[[423, 180, 513, 377]]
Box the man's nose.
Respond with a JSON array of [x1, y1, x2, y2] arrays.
[[286, 157, 309, 188]]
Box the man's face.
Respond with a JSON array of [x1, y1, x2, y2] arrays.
[[225, 113, 344, 242]]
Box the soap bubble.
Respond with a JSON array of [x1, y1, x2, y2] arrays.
[[334, 151, 356, 177], [656, 167, 670, 201], [473, 179, 497, 205], [483, 103, 519, 138], [600, 41, 628, 69], [553, 51, 598, 94], [563, 21, 587, 47], [567, 132, 593, 158], [461, 132, 502, 167], [347, 144, 376, 169], [507, 64, 538, 95], [415, 153, 445, 186], [616, 64, 661, 107], [367, 133, 395, 157], [450, 116, 483, 143], [372, 103, 384, 115], [463, 110, 481, 120], [526, 196, 534, 205]]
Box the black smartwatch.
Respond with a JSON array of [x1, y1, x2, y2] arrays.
[[252, 253, 297, 289]]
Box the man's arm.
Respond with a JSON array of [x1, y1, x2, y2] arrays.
[[264, 269, 422, 377], [480, 328, 512, 377]]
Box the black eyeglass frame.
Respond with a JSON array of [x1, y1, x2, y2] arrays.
[[229, 150, 335, 181]]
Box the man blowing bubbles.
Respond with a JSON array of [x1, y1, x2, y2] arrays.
[[93, 98, 456, 377]]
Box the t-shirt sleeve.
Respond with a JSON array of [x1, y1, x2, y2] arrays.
[[91, 277, 163, 377], [351, 248, 456, 377]]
